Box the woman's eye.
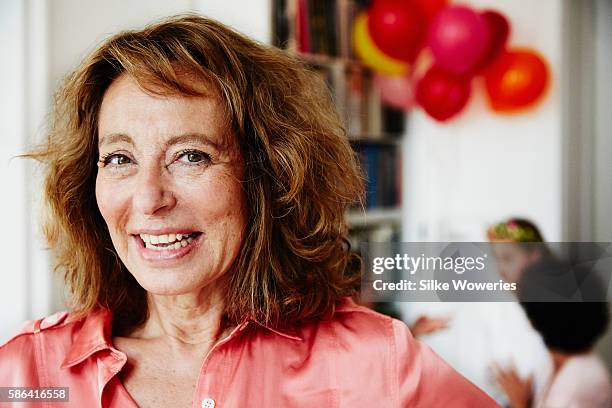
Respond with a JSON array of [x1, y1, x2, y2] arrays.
[[177, 151, 211, 164], [104, 154, 131, 165]]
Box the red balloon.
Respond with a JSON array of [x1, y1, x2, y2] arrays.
[[475, 10, 511, 71], [484, 48, 550, 112], [416, 66, 471, 121], [427, 5, 490, 76], [414, 0, 448, 23], [368, 0, 427, 62]]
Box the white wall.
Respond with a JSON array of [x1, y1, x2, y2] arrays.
[[48, 0, 194, 93], [0, 0, 29, 340], [192, 0, 271, 43], [403, 0, 563, 243]]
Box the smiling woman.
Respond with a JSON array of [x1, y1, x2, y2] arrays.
[[0, 14, 498, 407], [95, 74, 247, 303]]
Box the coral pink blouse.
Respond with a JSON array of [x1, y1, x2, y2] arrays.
[[0, 297, 498, 407]]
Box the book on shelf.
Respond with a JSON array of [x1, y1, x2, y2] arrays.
[[307, 62, 403, 139], [273, 0, 358, 58], [353, 142, 402, 210]]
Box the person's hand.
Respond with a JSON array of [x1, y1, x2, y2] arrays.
[[492, 362, 533, 408], [409, 314, 450, 337]]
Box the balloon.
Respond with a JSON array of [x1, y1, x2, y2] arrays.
[[353, 12, 409, 75], [374, 73, 414, 109], [367, 0, 427, 62], [414, 0, 449, 23], [415, 66, 471, 121], [427, 5, 490, 76], [475, 10, 511, 71], [484, 48, 550, 112]]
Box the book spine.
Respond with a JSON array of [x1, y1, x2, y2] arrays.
[[364, 145, 378, 209], [324, 0, 338, 56], [297, 0, 311, 53]]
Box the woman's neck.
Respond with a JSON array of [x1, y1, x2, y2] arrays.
[[129, 284, 231, 353], [549, 349, 587, 374]]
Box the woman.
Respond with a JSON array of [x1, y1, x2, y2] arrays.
[[0, 15, 498, 407]]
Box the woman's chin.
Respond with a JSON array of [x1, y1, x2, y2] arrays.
[[126, 264, 223, 297], [134, 278, 203, 297]]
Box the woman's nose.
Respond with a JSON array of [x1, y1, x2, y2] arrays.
[[132, 166, 176, 215]]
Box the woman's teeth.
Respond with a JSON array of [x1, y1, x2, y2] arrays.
[[139, 233, 195, 250]]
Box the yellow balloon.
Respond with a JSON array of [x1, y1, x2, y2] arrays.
[[352, 12, 409, 75]]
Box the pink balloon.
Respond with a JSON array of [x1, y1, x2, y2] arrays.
[[374, 74, 414, 110], [427, 5, 491, 76]]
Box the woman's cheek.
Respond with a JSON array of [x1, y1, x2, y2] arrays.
[[181, 169, 243, 214], [95, 176, 129, 230], [191, 186, 237, 221]]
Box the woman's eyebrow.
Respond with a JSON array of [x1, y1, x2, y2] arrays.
[[98, 133, 133, 148], [98, 132, 225, 152], [164, 133, 224, 152]]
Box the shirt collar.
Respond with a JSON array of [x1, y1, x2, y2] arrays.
[[60, 306, 306, 368], [60, 297, 359, 367], [249, 319, 303, 341], [244, 296, 358, 341], [61, 308, 115, 369]]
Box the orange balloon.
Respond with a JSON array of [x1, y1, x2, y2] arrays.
[[484, 48, 550, 112]]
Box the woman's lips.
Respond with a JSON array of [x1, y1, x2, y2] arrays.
[[133, 232, 203, 262]]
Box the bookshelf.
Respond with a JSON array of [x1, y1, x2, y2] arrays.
[[272, 0, 405, 253], [346, 207, 402, 228]]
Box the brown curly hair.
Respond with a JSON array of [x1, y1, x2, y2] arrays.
[[25, 14, 365, 335]]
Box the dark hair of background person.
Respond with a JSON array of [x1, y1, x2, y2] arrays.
[[520, 300, 609, 353], [519, 259, 610, 353], [22, 14, 365, 335]]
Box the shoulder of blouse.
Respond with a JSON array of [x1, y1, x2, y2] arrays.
[[317, 298, 500, 407], [1, 311, 73, 348], [0, 311, 80, 387]]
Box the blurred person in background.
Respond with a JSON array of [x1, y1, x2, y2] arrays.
[[494, 259, 611, 408], [403, 218, 552, 405], [485, 218, 554, 407], [0, 14, 498, 407]]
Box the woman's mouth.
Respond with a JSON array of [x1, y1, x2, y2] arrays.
[[133, 231, 203, 261]]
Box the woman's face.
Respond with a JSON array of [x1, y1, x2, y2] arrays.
[[96, 74, 246, 296]]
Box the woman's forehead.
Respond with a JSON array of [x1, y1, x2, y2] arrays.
[[100, 73, 221, 116], [98, 74, 235, 151]]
